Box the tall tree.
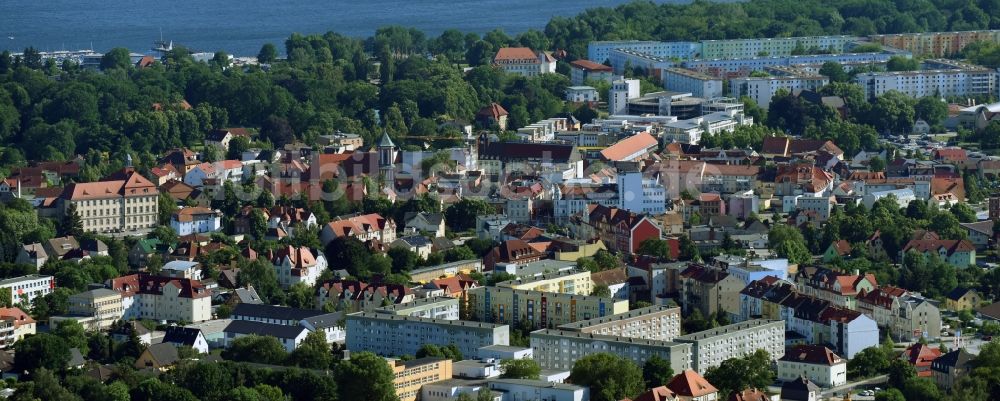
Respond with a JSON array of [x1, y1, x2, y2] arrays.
[[337, 351, 399, 401], [569, 353, 644, 401]]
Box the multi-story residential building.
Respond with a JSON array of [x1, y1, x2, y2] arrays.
[[346, 312, 509, 358], [375, 296, 460, 320], [390, 357, 454, 401], [530, 328, 692, 373], [106, 274, 211, 322], [267, 245, 327, 288], [0, 275, 54, 306], [858, 287, 941, 341], [588, 40, 700, 64], [0, 307, 35, 348], [608, 49, 676, 76], [556, 305, 681, 341], [662, 68, 724, 99], [869, 30, 1000, 58], [609, 78, 641, 115], [66, 288, 124, 330], [617, 165, 667, 215], [183, 160, 244, 187], [476, 135, 583, 182], [795, 196, 835, 222], [169, 207, 222, 236], [315, 279, 416, 312], [731, 74, 829, 108], [678, 264, 745, 318], [229, 303, 345, 345], [466, 286, 629, 329], [900, 343, 942, 378], [700, 36, 857, 59], [931, 349, 974, 390], [204, 127, 251, 151], [959, 220, 993, 250], [776, 345, 847, 388], [674, 319, 785, 372], [854, 64, 997, 99], [59, 167, 158, 233], [795, 266, 877, 310], [493, 47, 556, 77], [662, 111, 753, 144], [569, 204, 662, 255], [569, 59, 615, 85], [683, 51, 904, 79], [496, 270, 593, 296], [900, 238, 976, 267], [487, 379, 589, 401], [320, 213, 397, 246]]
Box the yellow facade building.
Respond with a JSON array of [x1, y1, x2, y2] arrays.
[[389, 357, 453, 401], [496, 270, 593, 295], [468, 286, 629, 329]]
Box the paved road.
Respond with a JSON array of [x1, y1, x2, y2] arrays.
[[821, 375, 887, 397]]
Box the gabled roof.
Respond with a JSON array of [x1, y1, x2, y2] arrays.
[[600, 132, 658, 161], [231, 303, 324, 322], [477, 103, 509, 119], [901, 239, 975, 256], [570, 59, 613, 72], [932, 349, 974, 371], [163, 327, 203, 347], [667, 370, 718, 397], [142, 343, 180, 366], [591, 267, 629, 287], [632, 386, 675, 401], [223, 319, 309, 339], [946, 287, 976, 301], [493, 47, 540, 63], [779, 345, 844, 366], [727, 388, 770, 401]]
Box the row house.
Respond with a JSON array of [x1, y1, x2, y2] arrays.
[[857, 287, 942, 341], [569, 204, 662, 254], [739, 279, 878, 358], [315, 279, 416, 312], [794, 266, 878, 310]]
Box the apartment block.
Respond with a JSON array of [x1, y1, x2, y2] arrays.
[[466, 286, 629, 329], [731, 74, 829, 108], [684, 51, 902, 79], [569, 59, 614, 86], [390, 357, 453, 401], [662, 68, 724, 99], [556, 305, 681, 341], [487, 379, 590, 401], [0, 307, 35, 348], [608, 49, 676, 76], [700, 36, 857, 59], [854, 64, 997, 99], [0, 275, 54, 306], [375, 296, 460, 320], [66, 288, 124, 330], [588, 40, 699, 64], [493, 47, 556, 77], [530, 328, 692, 374], [496, 270, 593, 296], [662, 111, 753, 145], [869, 30, 1000, 58], [675, 319, 786, 372], [106, 274, 212, 323], [346, 312, 510, 358]]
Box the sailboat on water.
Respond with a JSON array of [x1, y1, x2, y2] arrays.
[[7, 33, 13, 40]]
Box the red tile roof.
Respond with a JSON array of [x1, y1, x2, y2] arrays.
[[779, 345, 844, 366], [493, 47, 540, 63], [667, 370, 718, 398], [570, 59, 613, 72], [477, 103, 509, 119], [902, 239, 975, 255]]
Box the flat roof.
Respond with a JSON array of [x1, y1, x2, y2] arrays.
[[675, 319, 782, 341], [488, 378, 586, 391], [556, 305, 680, 330], [347, 311, 508, 329], [375, 296, 458, 312], [531, 328, 689, 348]]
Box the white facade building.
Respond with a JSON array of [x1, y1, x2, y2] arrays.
[[346, 312, 510, 358], [731, 75, 829, 107], [565, 86, 599, 103], [662, 111, 754, 145], [662, 68, 724, 99], [855, 62, 997, 99], [777, 345, 848, 388], [674, 319, 786, 372], [0, 275, 54, 306], [609, 79, 641, 116]]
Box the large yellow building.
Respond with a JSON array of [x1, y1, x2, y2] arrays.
[[67, 288, 124, 330], [496, 270, 593, 295], [60, 168, 159, 233], [467, 286, 629, 329], [389, 357, 453, 401]]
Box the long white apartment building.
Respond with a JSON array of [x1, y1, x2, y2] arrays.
[[588, 40, 700, 64], [674, 319, 786, 372], [662, 110, 754, 145], [662, 68, 724, 99], [0, 275, 54, 305], [556, 305, 681, 341], [530, 329, 692, 374], [731, 74, 829, 107], [345, 312, 510, 358], [854, 59, 998, 99], [608, 48, 677, 76]]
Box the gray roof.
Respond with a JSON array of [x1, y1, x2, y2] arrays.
[[234, 287, 263, 304], [224, 320, 309, 339], [302, 312, 344, 329], [488, 378, 585, 391], [68, 348, 86, 367], [71, 288, 120, 300], [144, 343, 180, 366], [395, 235, 433, 248], [231, 303, 325, 322], [377, 132, 396, 148]]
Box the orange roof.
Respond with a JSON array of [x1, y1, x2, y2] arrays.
[[0, 307, 35, 329], [494, 47, 539, 62], [570, 59, 613, 72], [477, 103, 509, 119], [667, 370, 718, 398], [633, 386, 675, 401], [600, 132, 658, 161], [727, 388, 770, 401], [172, 207, 220, 222], [324, 214, 392, 238]]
